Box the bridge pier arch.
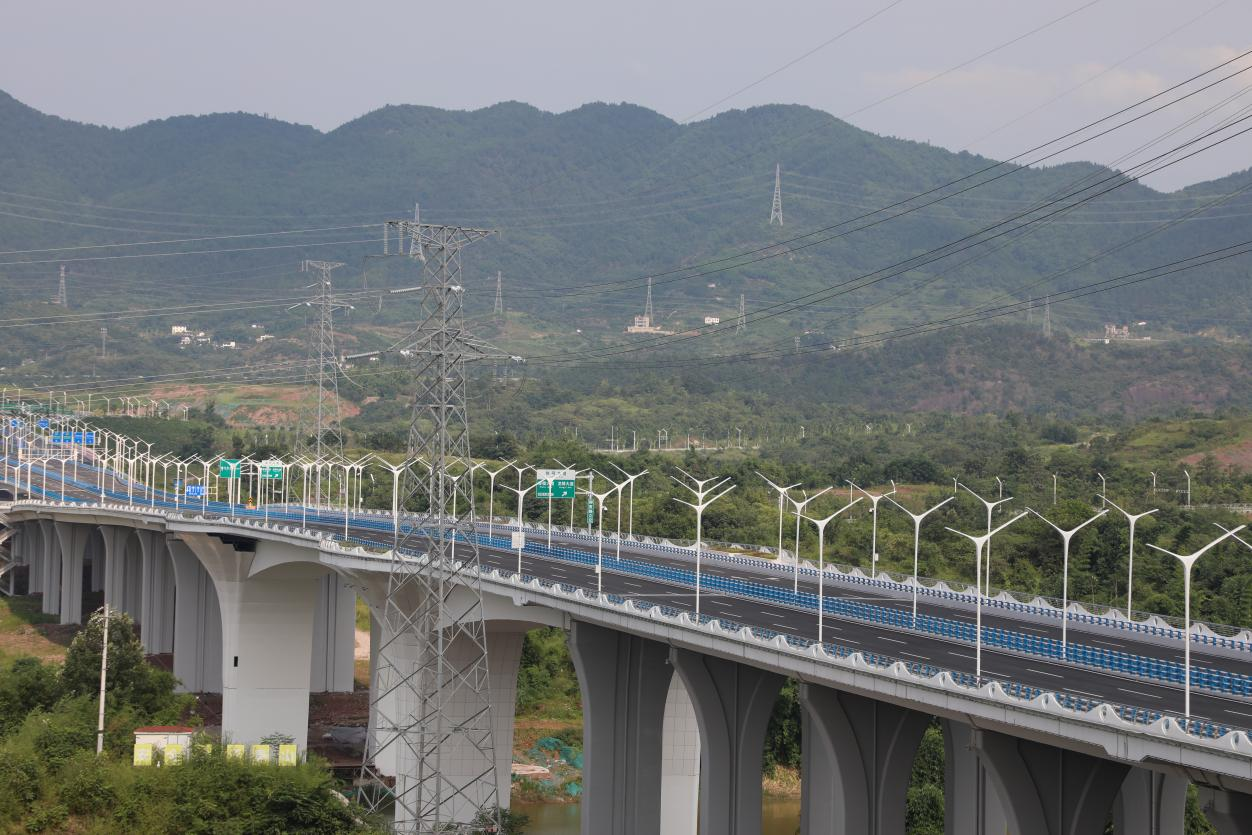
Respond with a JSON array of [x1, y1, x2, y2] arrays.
[[1112, 767, 1186, 835], [974, 728, 1129, 835], [799, 683, 930, 835], [669, 647, 784, 835], [137, 531, 175, 654], [53, 521, 91, 625], [1198, 786, 1252, 835], [308, 572, 355, 693], [167, 537, 223, 694], [38, 519, 58, 615], [22, 522, 43, 596], [179, 532, 325, 753]]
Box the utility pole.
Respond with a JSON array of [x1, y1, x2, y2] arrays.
[[294, 261, 351, 469], [493, 270, 503, 322], [769, 163, 784, 226], [352, 215, 502, 833], [736, 293, 746, 335]]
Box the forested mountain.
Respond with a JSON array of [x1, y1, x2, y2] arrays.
[[1, 90, 1250, 415]]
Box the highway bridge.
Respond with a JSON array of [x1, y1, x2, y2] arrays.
[[2, 424, 1252, 834]]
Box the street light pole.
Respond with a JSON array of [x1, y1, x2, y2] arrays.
[[885, 494, 955, 626], [1101, 495, 1159, 615], [757, 472, 801, 562], [1147, 527, 1245, 718], [671, 470, 736, 618], [802, 498, 862, 643], [483, 460, 514, 541], [848, 480, 897, 578], [610, 463, 648, 540], [946, 512, 1028, 682], [958, 482, 1013, 595], [1027, 507, 1108, 659], [786, 486, 833, 592]]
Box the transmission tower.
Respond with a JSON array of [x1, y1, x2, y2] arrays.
[[644, 275, 654, 323], [492, 270, 503, 322], [294, 260, 351, 470], [352, 217, 502, 833], [769, 163, 784, 226], [736, 293, 746, 335], [1043, 295, 1053, 338], [1026, 296, 1034, 325], [53, 265, 67, 307], [99, 327, 107, 359]]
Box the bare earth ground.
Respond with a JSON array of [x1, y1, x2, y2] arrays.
[[1181, 438, 1252, 471]]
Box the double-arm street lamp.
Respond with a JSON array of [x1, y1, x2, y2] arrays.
[[1027, 507, 1108, 659], [946, 512, 1028, 682], [802, 497, 862, 643], [671, 469, 736, 617], [1101, 495, 1158, 616], [958, 481, 1013, 594], [885, 494, 955, 625], [847, 479, 897, 578]]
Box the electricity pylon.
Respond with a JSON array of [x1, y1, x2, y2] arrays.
[[350, 216, 504, 833], [736, 293, 746, 335], [769, 163, 784, 226], [53, 265, 67, 306], [644, 275, 654, 323], [294, 260, 351, 469], [492, 270, 503, 322]]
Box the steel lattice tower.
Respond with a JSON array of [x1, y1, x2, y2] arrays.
[[492, 270, 503, 322], [295, 260, 350, 468], [769, 163, 784, 226], [54, 265, 68, 306], [644, 275, 654, 322], [736, 293, 746, 335], [355, 218, 501, 834]]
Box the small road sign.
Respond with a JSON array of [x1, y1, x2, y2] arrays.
[[186, 485, 206, 498], [511, 531, 526, 549], [586, 499, 595, 528]]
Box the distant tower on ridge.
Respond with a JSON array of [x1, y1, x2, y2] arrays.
[[736, 293, 746, 335], [1043, 295, 1053, 338], [493, 270, 504, 322], [53, 265, 67, 307], [644, 275, 654, 323], [769, 164, 784, 226]]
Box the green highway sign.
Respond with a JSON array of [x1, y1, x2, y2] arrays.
[[219, 459, 242, 479], [536, 468, 576, 500], [258, 459, 284, 480], [586, 498, 595, 527]]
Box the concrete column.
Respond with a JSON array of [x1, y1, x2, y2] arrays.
[[167, 538, 223, 693], [385, 624, 528, 828], [122, 535, 143, 623], [1198, 787, 1252, 835], [800, 684, 929, 835], [309, 573, 356, 693], [659, 672, 701, 835], [568, 621, 673, 835], [942, 719, 1008, 835], [138, 531, 175, 654], [976, 729, 1128, 835], [670, 647, 784, 835], [180, 533, 322, 751], [98, 525, 129, 613], [25, 523, 42, 596], [1112, 767, 1186, 835], [89, 546, 104, 593], [38, 519, 58, 614], [54, 521, 89, 625]]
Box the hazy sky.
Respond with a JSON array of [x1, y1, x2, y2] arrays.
[[3, 0, 1250, 190]]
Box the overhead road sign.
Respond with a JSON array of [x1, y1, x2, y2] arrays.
[[259, 460, 284, 480], [536, 468, 576, 500]]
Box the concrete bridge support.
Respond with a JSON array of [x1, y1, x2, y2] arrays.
[[1112, 767, 1186, 835], [21, 523, 42, 596], [54, 521, 89, 625], [99, 525, 131, 614], [670, 647, 784, 835], [976, 728, 1129, 835], [180, 533, 323, 752], [167, 538, 223, 693], [942, 719, 1008, 835], [659, 673, 701, 835], [799, 684, 929, 835], [309, 572, 355, 693], [138, 531, 175, 654], [38, 519, 58, 615], [1198, 787, 1252, 835], [569, 621, 673, 835]]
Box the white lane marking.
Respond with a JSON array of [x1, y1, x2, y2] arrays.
[[901, 652, 928, 659], [949, 651, 974, 659], [1027, 668, 1064, 678], [1227, 709, 1252, 718], [1089, 639, 1126, 648], [1117, 687, 1162, 700], [879, 637, 906, 644]]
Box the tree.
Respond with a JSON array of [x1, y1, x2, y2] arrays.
[[60, 609, 180, 717]]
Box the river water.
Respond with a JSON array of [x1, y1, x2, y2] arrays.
[[512, 796, 801, 834]]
